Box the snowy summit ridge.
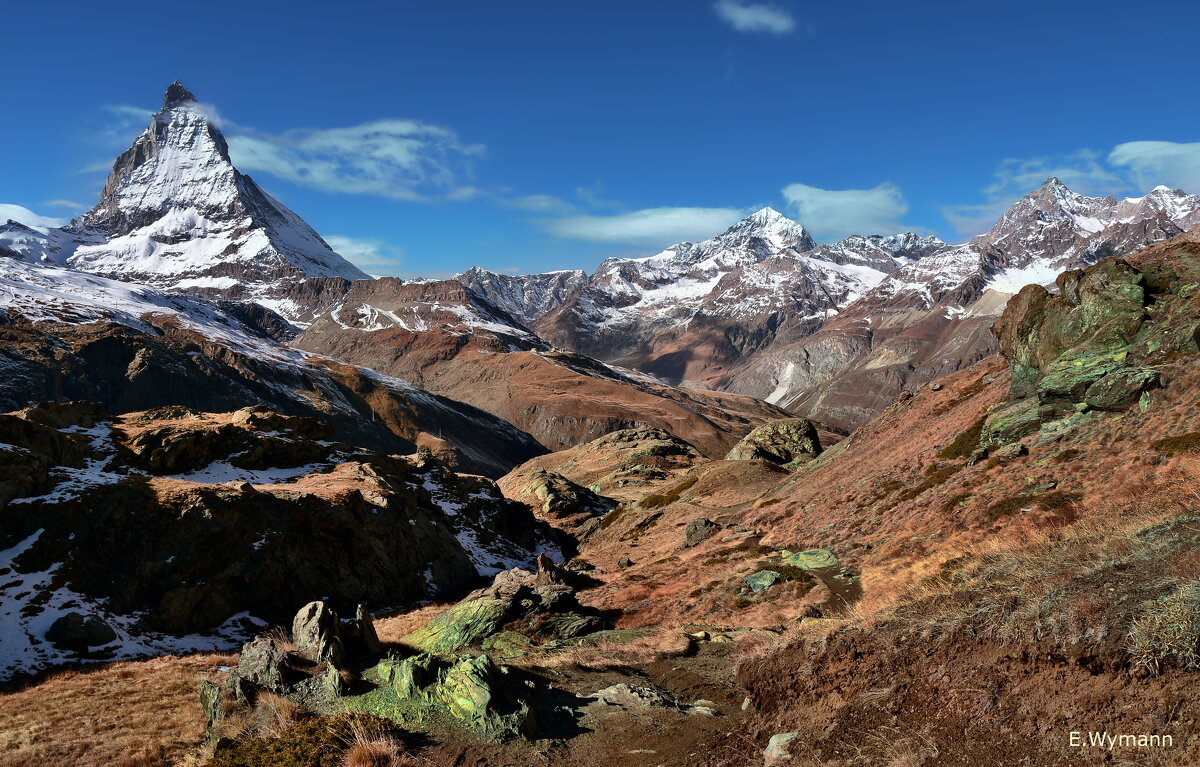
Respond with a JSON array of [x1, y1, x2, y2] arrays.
[[1, 82, 368, 308]]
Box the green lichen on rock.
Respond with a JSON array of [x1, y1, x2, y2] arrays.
[[743, 569, 781, 593], [358, 653, 535, 742], [987, 248, 1200, 449], [400, 598, 510, 654], [781, 548, 840, 571]]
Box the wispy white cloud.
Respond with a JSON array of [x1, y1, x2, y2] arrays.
[[324, 235, 405, 275], [500, 193, 576, 214], [713, 1, 795, 34], [1109, 141, 1200, 194], [44, 200, 88, 211], [781, 182, 908, 241], [226, 120, 484, 201], [542, 206, 750, 245], [0, 204, 67, 230]]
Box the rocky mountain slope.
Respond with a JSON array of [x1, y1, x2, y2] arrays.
[[0, 258, 543, 476], [292, 276, 790, 455], [0, 402, 562, 680], [0, 82, 367, 315], [456, 266, 588, 325]]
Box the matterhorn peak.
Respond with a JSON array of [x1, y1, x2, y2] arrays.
[[163, 80, 198, 110]]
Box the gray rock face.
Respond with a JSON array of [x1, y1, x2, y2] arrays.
[[456, 266, 588, 325], [45, 612, 117, 650], [233, 635, 292, 693], [683, 518, 719, 548], [292, 601, 345, 665]]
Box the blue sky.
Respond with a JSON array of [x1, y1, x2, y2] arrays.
[[4, 0, 1200, 277]]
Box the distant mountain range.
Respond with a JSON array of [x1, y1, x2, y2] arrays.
[[3, 81, 1200, 440]]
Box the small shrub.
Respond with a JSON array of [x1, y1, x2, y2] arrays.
[[895, 464, 963, 504], [982, 491, 1081, 522], [638, 475, 699, 509], [1151, 432, 1200, 455], [939, 418, 986, 460], [1127, 583, 1200, 675], [1052, 448, 1082, 463], [597, 506, 627, 530], [942, 492, 973, 513]]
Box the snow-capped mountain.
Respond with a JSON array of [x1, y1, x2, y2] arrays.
[[532, 208, 812, 357], [724, 179, 1200, 430], [870, 178, 1200, 310], [532, 207, 944, 385], [5, 82, 368, 311], [456, 267, 587, 325]]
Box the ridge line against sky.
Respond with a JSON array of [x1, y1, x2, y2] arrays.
[[3, 0, 1199, 277]]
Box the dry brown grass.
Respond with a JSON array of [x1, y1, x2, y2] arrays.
[[0, 653, 232, 767], [887, 459, 1200, 646], [340, 715, 422, 767]]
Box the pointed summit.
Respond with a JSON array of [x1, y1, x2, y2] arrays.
[[163, 80, 198, 110], [745, 206, 788, 223]]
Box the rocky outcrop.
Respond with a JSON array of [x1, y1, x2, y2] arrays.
[[0, 405, 562, 679], [683, 518, 720, 548], [501, 468, 616, 537], [725, 418, 822, 469], [985, 240, 1200, 448], [0, 292, 544, 477], [401, 564, 606, 654]]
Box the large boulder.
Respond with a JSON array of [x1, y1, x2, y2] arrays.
[[401, 598, 512, 654], [378, 652, 535, 741], [292, 601, 345, 666], [725, 419, 822, 469], [44, 612, 117, 650], [683, 517, 719, 548]]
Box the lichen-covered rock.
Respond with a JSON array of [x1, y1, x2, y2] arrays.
[[591, 683, 676, 708], [355, 604, 383, 657], [764, 732, 799, 765], [521, 468, 616, 534], [233, 635, 292, 693], [989, 247, 1200, 447], [401, 598, 511, 654], [725, 418, 822, 469], [377, 652, 535, 741], [200, 680, 223, 743], [782, 548, 840, 571], [744, 570, 781, 593]]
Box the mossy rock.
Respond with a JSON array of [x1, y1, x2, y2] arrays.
[[781, 548, 840, 571], [982, 399, 1042, 446], [482, 631, 534, 659], [743, 569, 781, 593], [401, 598, 510, 654]]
